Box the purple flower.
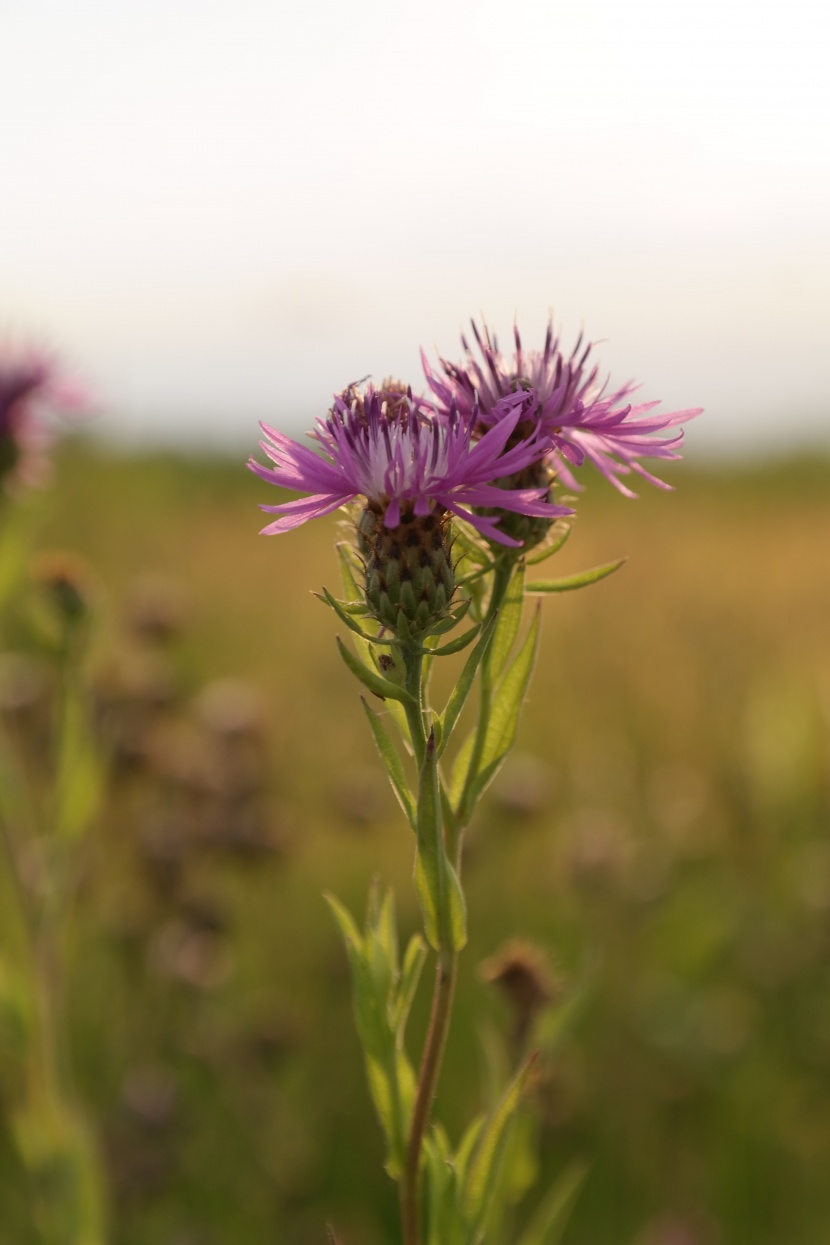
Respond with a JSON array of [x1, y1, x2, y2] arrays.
[[249, 381, 572, 548], [423, 319, 701, 497], [0, 342, 86, 494]]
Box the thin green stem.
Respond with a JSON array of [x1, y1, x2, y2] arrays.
[[401, 945, 457, 1245], [402, 646, 427, 766]]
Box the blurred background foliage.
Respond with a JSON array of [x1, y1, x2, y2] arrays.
[[1, 441, 829, 1245]]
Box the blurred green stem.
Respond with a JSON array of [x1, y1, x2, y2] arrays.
[[401, 945, 457, 1245]]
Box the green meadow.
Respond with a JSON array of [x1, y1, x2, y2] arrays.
[[2, 441, 829, 1245]]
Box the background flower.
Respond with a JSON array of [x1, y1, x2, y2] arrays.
[[0, 341, 87, 494]]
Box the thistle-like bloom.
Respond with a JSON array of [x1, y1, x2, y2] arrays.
[[0, 342, 85, 494], [423, 320, 701, 497], [249, 381, 571, 547]]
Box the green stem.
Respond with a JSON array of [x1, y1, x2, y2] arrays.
[[402, 646, 427, 765], [399, 560, 518, 1244], [401, 945, 457, 1245]]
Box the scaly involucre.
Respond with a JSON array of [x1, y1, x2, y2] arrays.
[[423, 319, 701, 496], [249, 381, 572, 547]]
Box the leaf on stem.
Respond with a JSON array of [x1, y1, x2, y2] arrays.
[[316, 588, 396, 644], [515, 1161, 588, 1245], [468, 604, 542, 809], [526, 558, 625, 594], [435, 613, 498, 757], [324, 888, 420, 1179], [392, 934, 428, 1036], [525, 521, 573, 566], [485, 561, 525, 686], [336, 637, 417, 707], [460, 1054, 537, 1240], [361, 698, 416, 829]]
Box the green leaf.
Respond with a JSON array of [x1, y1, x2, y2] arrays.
[[424, 622, 481, 659], [324, 889, 410, 1179], [366, 884, 397, 1002], [516, 1162, 588, 1245], [324, 892, 363, 954], [461, 1055, 537, 1239], [425, 1128, 462, 1245], [426, 598, 473, 636], [317, 588, 395, 644], [436, 613, 498, 757], [449, 729, 476, 810], [454, 1115, 485, 1190], [526, 558, 625, 594], [479, 606, 541, 775], [361, 698, 416, 828], [525, 521, 573, 565], [336, 637, 417, 707], [414, 733, 467, 951], [485, 561, 525, 685], [393, 934, 428, 1037]]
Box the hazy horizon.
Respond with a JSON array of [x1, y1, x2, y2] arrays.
[[3, 0, 828, 457]]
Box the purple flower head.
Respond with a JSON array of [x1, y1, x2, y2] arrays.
[[0, 342, 87, 494], [249, 380, 572, 548], [423, 319, 702, 497]]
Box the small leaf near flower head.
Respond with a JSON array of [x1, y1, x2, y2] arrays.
[[526, 558, 626, 593], [335, 637, 418, 707]]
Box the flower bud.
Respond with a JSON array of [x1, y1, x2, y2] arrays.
[[359, 504, 455, 637]]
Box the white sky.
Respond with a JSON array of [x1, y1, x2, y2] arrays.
[[2, 0, 829, 455]]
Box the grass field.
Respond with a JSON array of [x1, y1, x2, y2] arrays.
[[2, 440, 829, 1245]]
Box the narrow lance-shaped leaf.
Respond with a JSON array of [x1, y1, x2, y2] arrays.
[[461, 1054, 537, 1240], [336, 637, 418, 707], [485, 560, 525, 686], [317, 588, 396, 645], [427, 598, 473, 636], [435, 613, 498, 757], [515, 1161, 588, 1245], [526, 558, 625, 594], [422, 622, 481, 659], [464, 605, 541, 815], [392, 934, 428, 1036], [324, 891, 409, 1178], [525, 521, 573, 566], [449, 728, 476, 811], [361, 698, 416, 829]]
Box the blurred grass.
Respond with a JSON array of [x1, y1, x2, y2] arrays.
[[3, 439, 830, 1245]]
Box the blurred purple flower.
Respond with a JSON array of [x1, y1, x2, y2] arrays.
[[249, 380, 572, 547], [423, 319, 701, 497], [0, 342, 87, 494]]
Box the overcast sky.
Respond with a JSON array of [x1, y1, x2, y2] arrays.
[[2, 0, 828, 456]]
